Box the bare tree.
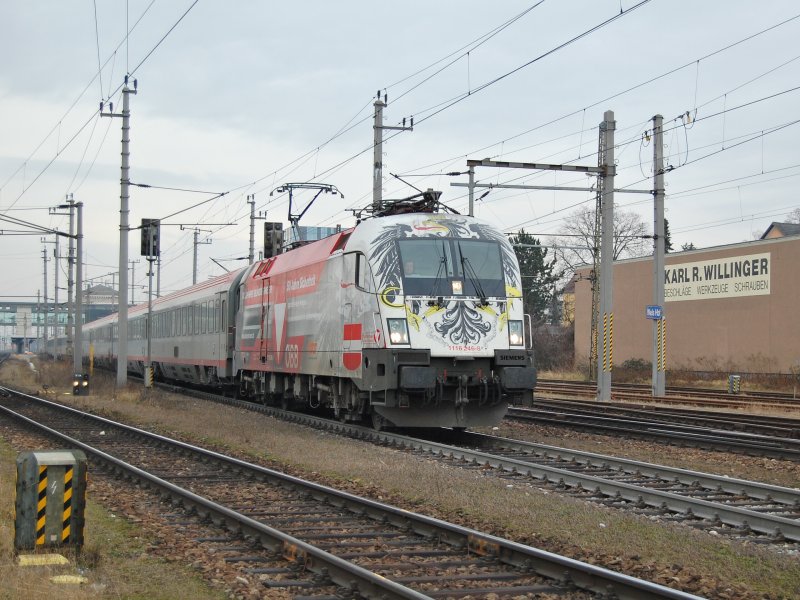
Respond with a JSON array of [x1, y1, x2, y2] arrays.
[[786, 207, 800, 224], [552, 206, 649, 279]]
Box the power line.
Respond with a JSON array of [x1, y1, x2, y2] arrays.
[[0, 1, 157, 199]]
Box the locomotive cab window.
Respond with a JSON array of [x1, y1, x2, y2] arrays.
[[355, 252, 369, 290], [397, 238, 505, 297]]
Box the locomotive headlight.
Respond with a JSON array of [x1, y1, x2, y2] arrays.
[[387, 318, 410, 345], [508, 320, 524, 346]]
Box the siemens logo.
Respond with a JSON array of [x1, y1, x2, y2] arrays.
[[495, 353, 527, 365]]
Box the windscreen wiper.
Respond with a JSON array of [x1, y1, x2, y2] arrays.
[[457, 241, 488, 306], [429, 240, 448, 307]]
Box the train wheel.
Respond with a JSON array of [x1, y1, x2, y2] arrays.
[[371, 410, 386, 431]]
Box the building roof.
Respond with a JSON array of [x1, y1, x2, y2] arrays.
[[760, 222, 800, 239], [86, 284, 116, 294]]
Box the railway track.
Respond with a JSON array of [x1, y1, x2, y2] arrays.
[[508, 401, 800, 461], [535, 379, 800, 410], [0, 386, 699, 600], [89, 382, 800, 545]]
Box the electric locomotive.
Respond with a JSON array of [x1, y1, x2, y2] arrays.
[[234, 198, 535, 428], [83, 195, 536, 429]]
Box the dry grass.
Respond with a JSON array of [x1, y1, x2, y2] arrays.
[[0, 357, 227, 599], [0, 436, 224, 599], [3, 356, 800, 598]]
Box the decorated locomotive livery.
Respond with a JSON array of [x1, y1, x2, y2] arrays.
[[84, 206, 536, 428]]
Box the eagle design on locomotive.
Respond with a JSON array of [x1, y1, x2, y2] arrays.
[[83, 198, 536, 429]]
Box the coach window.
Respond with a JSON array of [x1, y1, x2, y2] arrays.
[[214, 299, 220, 332]]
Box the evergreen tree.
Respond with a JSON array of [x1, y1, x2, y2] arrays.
[[508, 230, 559, 323], [663, 218, 674, 253]]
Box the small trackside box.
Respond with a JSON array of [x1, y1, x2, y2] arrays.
[[14, 450, 88, 551]]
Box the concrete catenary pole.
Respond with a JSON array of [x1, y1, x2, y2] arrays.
[[596, 110, 616, 401], [130, 260, 138, 306], [66, 195, 75, 356], [372, 95, 385, 212], [248, 194, 256, 264], [73, 202, 84, 374], [42, 247, 48, 350], [468, 166, 475, 217], [116, 80, 136, 387], [53, 235, 59, 342], [193, 229, 199, 284], [652, 115, 666, 396]]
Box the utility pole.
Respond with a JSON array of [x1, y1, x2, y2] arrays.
[[596, 110, 616, 402], [74, 201, 84, 374], [41, 249, 49, 350], [102, 75, 137, 387], [53, 234, 60, 342], [372, 95, 385, 212], [181, 226, 212, 284], [652, 115, 666, 396], [67, 196, 75, 356], [371, 91, 413, 212], [129, 259, 140, 305], [247, 195, 266, 264], [467, 166, 475, 217]]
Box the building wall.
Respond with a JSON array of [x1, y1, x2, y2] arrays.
[[574, 235, 800, 373]]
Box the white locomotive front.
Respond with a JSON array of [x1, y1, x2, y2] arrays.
[[236, 211, 536, 428]]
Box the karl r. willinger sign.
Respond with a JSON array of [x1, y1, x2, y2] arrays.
[[664, 252, 770, 302]]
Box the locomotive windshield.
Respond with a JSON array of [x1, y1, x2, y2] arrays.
[[398, 238, 505, 297]]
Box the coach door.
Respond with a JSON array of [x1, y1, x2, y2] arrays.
[[259, 278, 270, 364]]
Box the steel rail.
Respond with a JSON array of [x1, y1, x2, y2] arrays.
[[206, 403, 800, 543], [529, 397, 800, 436], [508, 407, 800, 460], [149, 383, 800, 541], [455, 431, 800, 506], [0, 400, 428, 600], [391, 431, 800, 542], [0, 388, 701, 600]]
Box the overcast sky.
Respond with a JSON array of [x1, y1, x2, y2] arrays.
[[1, 0, 799, 304]]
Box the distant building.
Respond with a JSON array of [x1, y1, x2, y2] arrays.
[[560, 277, 576, 325], [285, 225, 341, 246], [573, 223, 800, 373], [84, 284, 117, 304], [760, 221, 800, 240]]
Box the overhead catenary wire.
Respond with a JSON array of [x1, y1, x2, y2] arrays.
[[0, 0, 158, 201]]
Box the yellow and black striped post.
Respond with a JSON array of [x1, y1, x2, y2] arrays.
[[15, 451, 87, 551], [602, 313, 608, 372], [608, 313, 614, 371], [660, 316, 667, 372], [36, 466, 47, 546], [62, 465, 73, 543]]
